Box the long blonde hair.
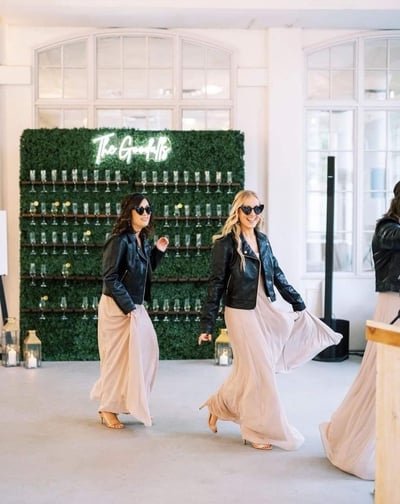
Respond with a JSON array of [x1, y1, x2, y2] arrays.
[[212, 189, 264, 269]]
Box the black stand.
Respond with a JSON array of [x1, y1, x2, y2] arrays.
[[0, 275, 8, 324], [314, 156, 349, 362]]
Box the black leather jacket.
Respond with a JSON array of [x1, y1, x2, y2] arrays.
[[372, 216, 400, 292], [200, 230, 306, 334], [102, 232, 165, 314]]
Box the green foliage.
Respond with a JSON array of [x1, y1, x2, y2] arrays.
[[19, 128, 244, 360]]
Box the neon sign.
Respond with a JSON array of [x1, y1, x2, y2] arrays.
[[92, 133, 172, 165]]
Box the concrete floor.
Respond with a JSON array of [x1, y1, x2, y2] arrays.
[[0, 356, 374, 504]]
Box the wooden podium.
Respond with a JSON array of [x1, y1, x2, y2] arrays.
[[366, 320, 400, 504]]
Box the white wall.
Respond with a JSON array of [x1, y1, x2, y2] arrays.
[[0, 23, 376, 349]]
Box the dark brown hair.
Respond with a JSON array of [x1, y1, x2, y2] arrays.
[[112, 193, 154, 239], [384, 181, 400, 220]]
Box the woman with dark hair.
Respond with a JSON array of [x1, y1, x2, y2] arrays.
[[91, 193, 169, 429], [320, 181, 400, 480], [198, 189, 342, 451]]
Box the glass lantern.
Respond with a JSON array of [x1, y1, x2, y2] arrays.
[[1, 317, 20, 367], [214, 328, 233, 366], [23, 330, 42, 369]]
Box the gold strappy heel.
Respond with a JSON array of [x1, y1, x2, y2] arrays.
[[99, 411, 125, 430]]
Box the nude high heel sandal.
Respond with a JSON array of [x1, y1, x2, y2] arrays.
[[99, 411, 125, 429], [243, 439, 272, 450], [199, 403, 218, 433]]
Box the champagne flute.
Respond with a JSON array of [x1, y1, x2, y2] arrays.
[[81, 296, 89, 320], [51, 169, 57, 193], [152, 171, 158, 194], [162, 170, 169, 194], [173, 298, 180, 322], [72, 231, 78, 254], [116, 202, 121, 217], [40, 231, 47, 255], [183, 170, 189, 193], [115, 170, 121, 192], [40, 169, 47, 193], [82, 169, 88, 192], [195, 204, 202, 228], [61, 169, 68, 192], [184, 204, 190, 227], [216, 204, 222, 226], [162, 298, 169, 322], [39, 295, 47, 320], [29, 262, 36, 286], [215, 171, 222, 193], [61, 201, 69, 225], [40, 202, 47, 226], [62, 231, 68, 255], [105, 202, 111, 225], [141, 171, 147, 194], [29, 231, 37, 255], [83, 202, 89, 224], [51, 231, 58, 255], [29, 170, 36, 192], [163, 204, 170, 227], [92, 296, 99, 320], [173, 170, 179, 193], [152, 298, 159, 322], [205, 203, 212, 226], [194, 298, 202, 321], [184, 234, 191, 257], [72, 202, 79, 225], [204, 170, 210, 194], [184, 297, 191, 321], [71, 169, 78, 192], [174, 234, 181, 257], [60, 296, 68, 320], [93, 202, 100, 226], [51, 202, 59, 225], [40, 263, 47, 287], [227, 171, 233, 194], [196, 233, 202, 256], [61, 263, 70, 286], [105, 169, 111, 193], [194, 171, 200, 192], [29, 201, 38, 225], [93, 170, 99, 193]]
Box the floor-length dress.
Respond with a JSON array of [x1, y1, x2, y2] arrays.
[[90, 294, 159, 426], [203, 275, 343, 451], [319, 291, 400, 480]]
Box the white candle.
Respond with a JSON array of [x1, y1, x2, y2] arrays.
[[7, 348, 17, 366], [27, 353, 37, 369], [219, 351, 229, 366]]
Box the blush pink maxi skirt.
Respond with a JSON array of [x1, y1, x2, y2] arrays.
[[202, 280, 343, 451], [90, 294, 159, 427], [320, 291, 400, 480]]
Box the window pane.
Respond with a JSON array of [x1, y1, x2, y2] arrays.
[[64, 40, 87, 67], [307, 49, 329, 69], [389, 39, 400, 68], [206, 69, 230, 99], [97, 37, 120, 68], [207, 47, 230, 68], [334, 152, 353, 191], [97, 109, 121, 127], [365, 38, 387, 68], [389, 111, 400, 150], [124, 69, 147, 98], [97, 68, 122, 98], [306, 111, 329, 150], [306, 152, 326, 191], [182, 110, 206, 130], [122, 109, 172, 129], [334, 231, 352, 272], [149, 37, 173, 68], [307, 70, 329, 100], [388, 152, 400, 187], [389, 70, 400, 99], [306, 192, 326, 232], [364, 111, 386, 150], [38, 68, 62, 98], [123, 37, 146, 67], [362, 231, 374, 271], [37, 109, 62, 128], [148, 69, 173, 99], [364, 154, 387, 193], [332, 70, 354, 100], [331, 44, 354, 68], [206, 110, 230, 130], [38, 47, 61, 67], [331, 110, 353, 151], [64, 68, 87, 99], [182, 69, 205, 98], [364, 70, 387, 100], [306, 232, 325, 272], [63, 109, 87, 128], [182, 42, 205, 68]]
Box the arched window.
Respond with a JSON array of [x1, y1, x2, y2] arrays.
[[35, 30, 234, 130], [305, 33, 400, 275]]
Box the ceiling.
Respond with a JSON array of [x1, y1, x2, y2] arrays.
[[0, 1, 400, 30]]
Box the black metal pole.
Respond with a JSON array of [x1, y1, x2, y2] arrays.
[[0, 275, 8, 324], [324, 156, 335, 326]]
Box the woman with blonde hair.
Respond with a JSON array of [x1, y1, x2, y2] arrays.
[[199, 189, 342, 450]]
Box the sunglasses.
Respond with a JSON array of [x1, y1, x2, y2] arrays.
[[239, 204, 264, 216], [134, 205, 152, 216]]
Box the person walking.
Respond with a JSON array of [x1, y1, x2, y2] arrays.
[[198, 189, 342, 450], [320, 181, 400, 480], [91, 192, 169, 429]]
